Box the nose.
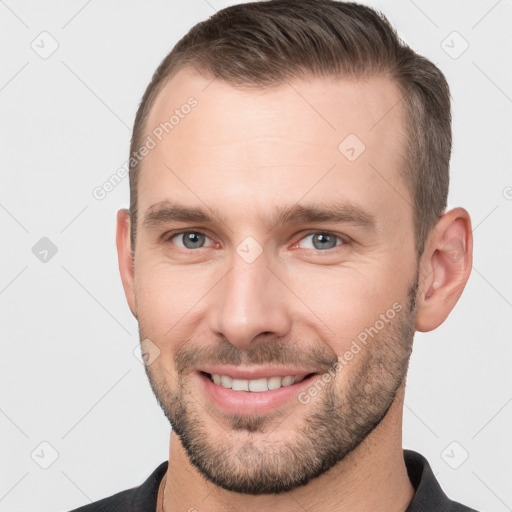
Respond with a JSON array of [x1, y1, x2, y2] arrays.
[[206, 251, 292, 349]]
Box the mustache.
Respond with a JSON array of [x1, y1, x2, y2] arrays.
[[172, 336, 339, 375]]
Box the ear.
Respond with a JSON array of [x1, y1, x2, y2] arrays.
[[116, 209, 137, 318], [415, 207, 473, 332]]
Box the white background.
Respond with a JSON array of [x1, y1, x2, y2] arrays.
[[1, 1, 511, 511]]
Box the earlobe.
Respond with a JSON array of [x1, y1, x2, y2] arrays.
[[116, 209, 138, 318], [415, 208, 473, 332]]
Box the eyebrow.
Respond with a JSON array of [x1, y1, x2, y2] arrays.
[[143, 200, 376, 231]]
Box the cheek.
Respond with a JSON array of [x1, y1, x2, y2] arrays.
[[134, 260, 213, 343], [287, 261, 411, 352]]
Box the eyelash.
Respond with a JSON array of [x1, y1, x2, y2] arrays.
[[164, 230, 349, 252]]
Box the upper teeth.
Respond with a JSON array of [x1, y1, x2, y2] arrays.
[[210, 374, 306, 392]]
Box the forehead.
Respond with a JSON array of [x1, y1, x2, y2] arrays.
[[138, 67, 410, 228]]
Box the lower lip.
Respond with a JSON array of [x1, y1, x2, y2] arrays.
[[197, 371, 319, 415]]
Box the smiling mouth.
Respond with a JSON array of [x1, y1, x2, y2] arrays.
[[200, 371, 317, 393]]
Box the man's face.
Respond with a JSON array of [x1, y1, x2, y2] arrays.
[[128, 68, 419, 494]]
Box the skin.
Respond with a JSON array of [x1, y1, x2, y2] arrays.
[[116, 67, 472, 512]]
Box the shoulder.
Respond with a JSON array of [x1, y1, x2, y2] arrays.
[[66, 461, 168, 512], [68, 488, 135, 512]]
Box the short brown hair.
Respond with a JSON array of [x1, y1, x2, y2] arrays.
[[129, 0, 451, 255]]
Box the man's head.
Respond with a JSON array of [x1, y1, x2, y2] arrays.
[[116, 0, 472, 497]]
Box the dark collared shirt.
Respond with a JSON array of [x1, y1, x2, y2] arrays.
[[68, 449, 479, 511]]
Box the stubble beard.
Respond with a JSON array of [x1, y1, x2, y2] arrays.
[[142, 280, 418, 495]]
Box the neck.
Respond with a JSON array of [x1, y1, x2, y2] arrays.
[[160, 387, 414, 512]]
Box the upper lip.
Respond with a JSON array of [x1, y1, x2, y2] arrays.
[[199, 366, 318, 380]]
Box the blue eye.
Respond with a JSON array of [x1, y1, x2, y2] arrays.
[[298, 233, 343, 250], [166, 231, 345, 253], [171, 232, 210, 249]]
